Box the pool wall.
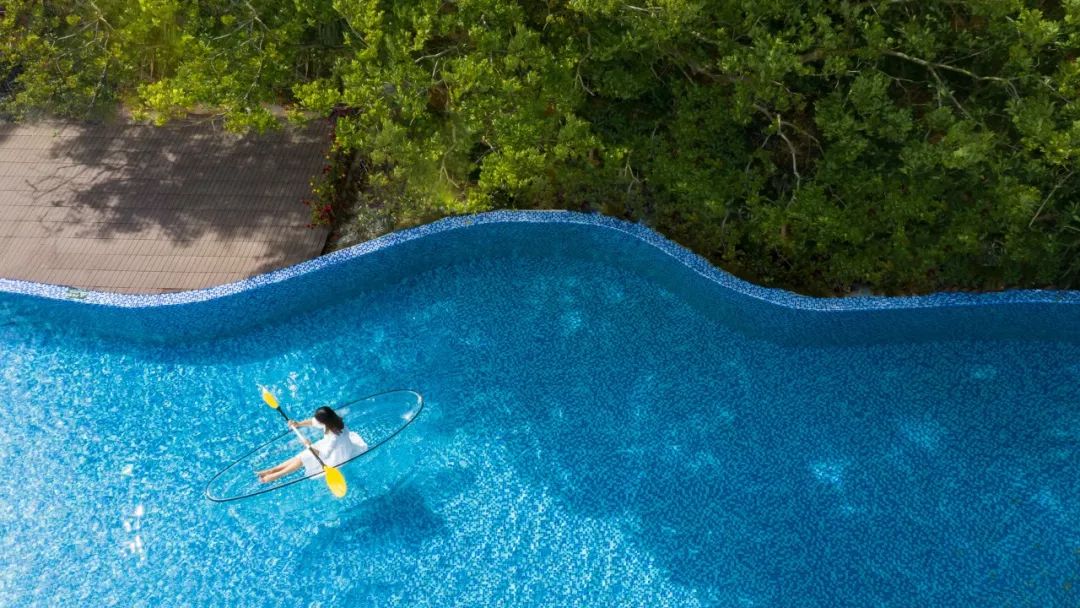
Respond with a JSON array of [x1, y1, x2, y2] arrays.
[[2, 210, 1078, 344]]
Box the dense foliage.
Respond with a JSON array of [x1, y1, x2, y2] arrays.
[[4, 0, 1080, 294]]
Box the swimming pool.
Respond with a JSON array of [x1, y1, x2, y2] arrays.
[[1, 211, 1077, 606]]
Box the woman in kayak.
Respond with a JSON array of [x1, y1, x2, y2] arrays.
[[256, 406, 368, 483]]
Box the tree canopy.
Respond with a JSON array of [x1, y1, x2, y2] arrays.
[[3, 0, 1080, 294]]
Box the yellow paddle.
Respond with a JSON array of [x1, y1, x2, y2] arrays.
[[260, 387, 347, 498]]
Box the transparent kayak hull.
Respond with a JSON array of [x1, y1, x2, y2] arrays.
[[205, 389, 424, 503]]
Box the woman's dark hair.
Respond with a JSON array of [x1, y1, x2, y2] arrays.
[[314, 406, 345, 435]]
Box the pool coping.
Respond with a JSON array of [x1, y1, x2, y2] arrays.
[[0, 209, 1077, 311]]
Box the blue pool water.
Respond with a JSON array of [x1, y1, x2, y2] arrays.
[[1, 214, 1078, 606]]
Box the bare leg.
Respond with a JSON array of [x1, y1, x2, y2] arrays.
[[255, 462, 286, 476], [257, 456, 304, 483]]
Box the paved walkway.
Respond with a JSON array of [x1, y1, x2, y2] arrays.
[[0, 120, 330, 293]]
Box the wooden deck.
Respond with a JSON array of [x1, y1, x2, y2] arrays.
[[0, 120, 330, 293]]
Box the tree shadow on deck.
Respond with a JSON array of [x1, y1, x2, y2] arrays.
[[0, 121, 19, 146], [35, 119, 330, 244]]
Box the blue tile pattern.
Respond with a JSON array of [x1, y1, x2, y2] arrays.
[[0, 210, 1077, 607]]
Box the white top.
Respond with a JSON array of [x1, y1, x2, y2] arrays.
[[300, 425, 368, 476]]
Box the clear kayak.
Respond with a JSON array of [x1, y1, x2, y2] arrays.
[[205, 389, 424, 503]]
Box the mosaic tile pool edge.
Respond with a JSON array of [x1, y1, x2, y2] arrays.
[[2, 209, 1076, 310], [1, 210, 1077, 344]]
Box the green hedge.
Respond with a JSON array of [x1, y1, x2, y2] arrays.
[[4, 0, 1079, 294]]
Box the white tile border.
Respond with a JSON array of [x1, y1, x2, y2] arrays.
[[0, 210, 1077, 312]]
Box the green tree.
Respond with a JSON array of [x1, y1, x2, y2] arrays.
[[4, 0, 1080, 295]]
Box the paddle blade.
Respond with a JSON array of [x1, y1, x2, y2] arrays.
[[261, 388, 279, 409], [324, 466, 347, 498]]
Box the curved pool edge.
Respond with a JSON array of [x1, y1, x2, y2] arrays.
[[0, 209, 1077, 312]]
